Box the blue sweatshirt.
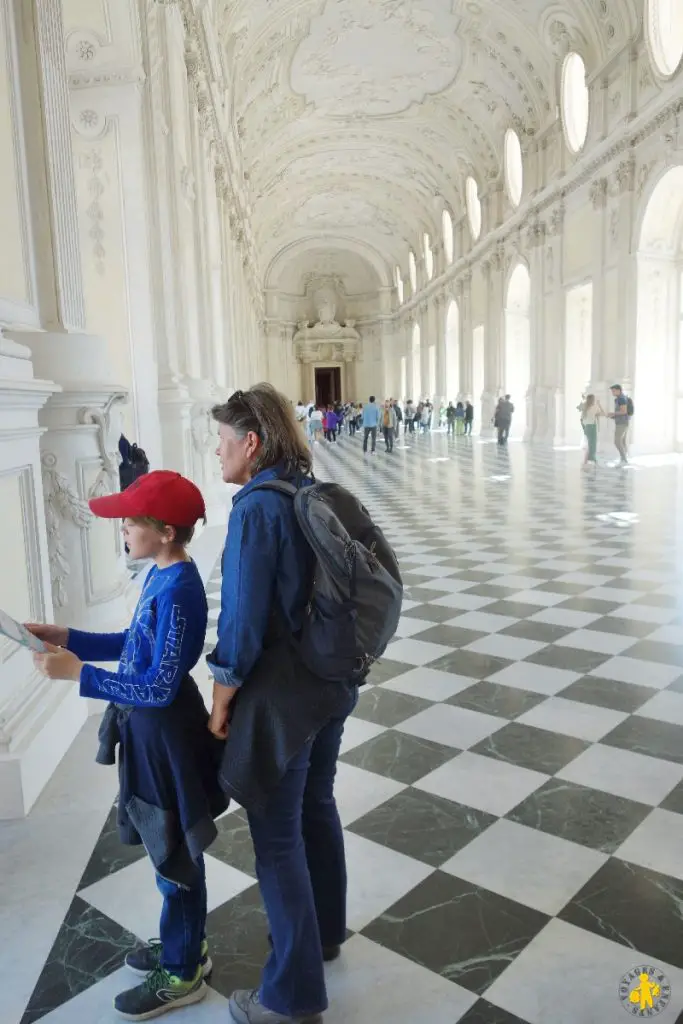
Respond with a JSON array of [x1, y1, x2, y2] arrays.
[[68, 561, 208, 708], [362, 402, 380, 428]]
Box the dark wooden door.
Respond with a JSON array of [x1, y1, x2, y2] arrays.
[[315, 367, 341, 406]]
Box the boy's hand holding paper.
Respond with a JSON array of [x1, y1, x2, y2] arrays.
[[33, 642, 83, 682]]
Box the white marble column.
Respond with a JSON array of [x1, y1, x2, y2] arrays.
[[457, 273, 473, 400], [481, 257, 504, 436]]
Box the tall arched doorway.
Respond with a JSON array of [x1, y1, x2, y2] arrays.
[[636, 167, 683, 453], [445, 300, 460, 401], [504, 263, 531, 438], [412, 323, 421, 399]]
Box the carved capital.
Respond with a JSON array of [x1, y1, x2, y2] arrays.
[[589, 177, 609, 209], [548, 202, 565, 236], [614, 155, 636, 195]]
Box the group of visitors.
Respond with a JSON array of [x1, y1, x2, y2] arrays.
[[578, 383, 633, 468], [445, 401, 475, 437], [28, 384, 364, 1024]]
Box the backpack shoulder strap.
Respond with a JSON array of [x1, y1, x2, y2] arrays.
[[244, 479, 298, 499]]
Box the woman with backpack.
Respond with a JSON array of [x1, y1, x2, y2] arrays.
[[207, 385, 360, 1024]]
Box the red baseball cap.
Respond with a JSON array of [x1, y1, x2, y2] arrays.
[[89, 471, 206, 527]]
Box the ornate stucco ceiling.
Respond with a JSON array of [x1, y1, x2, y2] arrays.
[[216, 0, 639, 290]]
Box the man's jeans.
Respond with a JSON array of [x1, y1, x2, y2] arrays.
[[614, 420, 629, 462], [247, 686, 358, 1018], [363, 426, 377, 452], [383, 426, 394, 452], [155, 856, 207, 980]]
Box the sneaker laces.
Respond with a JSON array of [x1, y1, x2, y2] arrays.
[[144, 965, 175, 992]]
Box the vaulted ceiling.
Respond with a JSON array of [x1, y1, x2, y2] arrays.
[[216, 0, 640, 290]]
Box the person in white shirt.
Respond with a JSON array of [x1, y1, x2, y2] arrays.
[[309, 406, 324, 444], [578, 393, 605, 467]]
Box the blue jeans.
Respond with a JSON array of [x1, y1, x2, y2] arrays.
[[155, 856, 207, 980], [248, 686, 358, 1017]]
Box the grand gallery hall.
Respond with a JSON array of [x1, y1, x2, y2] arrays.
[[2, 1, 683, 1023]]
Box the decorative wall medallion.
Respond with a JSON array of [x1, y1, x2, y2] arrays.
[[78, 40, 96, 61], [79, 109, 99, 130]]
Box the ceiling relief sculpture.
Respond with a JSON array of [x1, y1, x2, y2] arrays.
[[290, 0, 464, 116], [215, 0, 639, 288]]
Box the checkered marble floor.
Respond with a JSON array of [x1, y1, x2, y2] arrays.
[[16, 430, 683, 1023]]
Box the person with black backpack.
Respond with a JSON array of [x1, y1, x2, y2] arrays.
[[206, 384, 402, 1024], [609, 384, 633, 466]]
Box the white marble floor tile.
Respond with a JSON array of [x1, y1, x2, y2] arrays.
[[487, 661, 582, 695], [589, 657, 681, 688], [430, 592, 497, 611], [557, 744, 683, 805], [339, 716, 387, 754], [529, 608, 603, 628], [382, 637, 454, 666], [343, 832, 433, 931], [79, 855, 255, 942], [554, 629, 638, 655], [636, 689, 683, 727], [465, 633, 547, 660], [516, 697, 628, 742], [38, 968, 230, 1023], [414, 751, 548, 817], [616, 808, 683, 882], [333, 763, 406, 826], [442, 819, 607, 915], [486, 918, 683, 1024], [393, 616, 433, 638], [446, 611, 519, 633], [323, 935, 476, 1024], [380, 667, 476, 702], [396, 704, 505, 750]]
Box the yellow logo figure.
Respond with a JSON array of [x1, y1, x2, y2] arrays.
[[619, 966, 670, 1016]]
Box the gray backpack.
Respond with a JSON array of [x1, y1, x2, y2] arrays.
[[251, 480, 403, 683]]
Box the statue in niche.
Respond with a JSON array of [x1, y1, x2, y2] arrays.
[[293, 278, 360, 344]]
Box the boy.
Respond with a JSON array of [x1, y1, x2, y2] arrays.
[[30, 470, 227, 1021]]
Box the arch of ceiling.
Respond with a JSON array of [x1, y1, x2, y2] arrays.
[[264, 236, 392, 291], [214, 0, 640, 285]]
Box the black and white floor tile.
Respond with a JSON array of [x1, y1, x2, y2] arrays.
[[10, 429, 683, 1023]]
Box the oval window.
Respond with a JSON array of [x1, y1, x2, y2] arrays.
[[505, 129, 523, 207], [647, 0, 683, 76], [466, 176, 481, 241], [562, 52, 589, 154]]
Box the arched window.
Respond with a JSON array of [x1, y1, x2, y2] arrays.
[[395, 265, 404, 304], [562, 52, 589, 154], [409, 250, 417, 294], [647, 0, 683, 76], [466, 176, 481, 241], [442, 208, 454, 264], [423, 232, 434, 280], [505, 129, 523, 207]]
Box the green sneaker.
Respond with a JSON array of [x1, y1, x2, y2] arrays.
[[125, 938, 212, 978], [114, 965, 207, 1020]]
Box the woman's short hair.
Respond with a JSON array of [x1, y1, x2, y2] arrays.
[[212, 383, 313, 476]]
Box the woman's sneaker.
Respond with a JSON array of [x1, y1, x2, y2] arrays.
[[114, 965, 206, 1020], [125, 939, 212, 978]]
